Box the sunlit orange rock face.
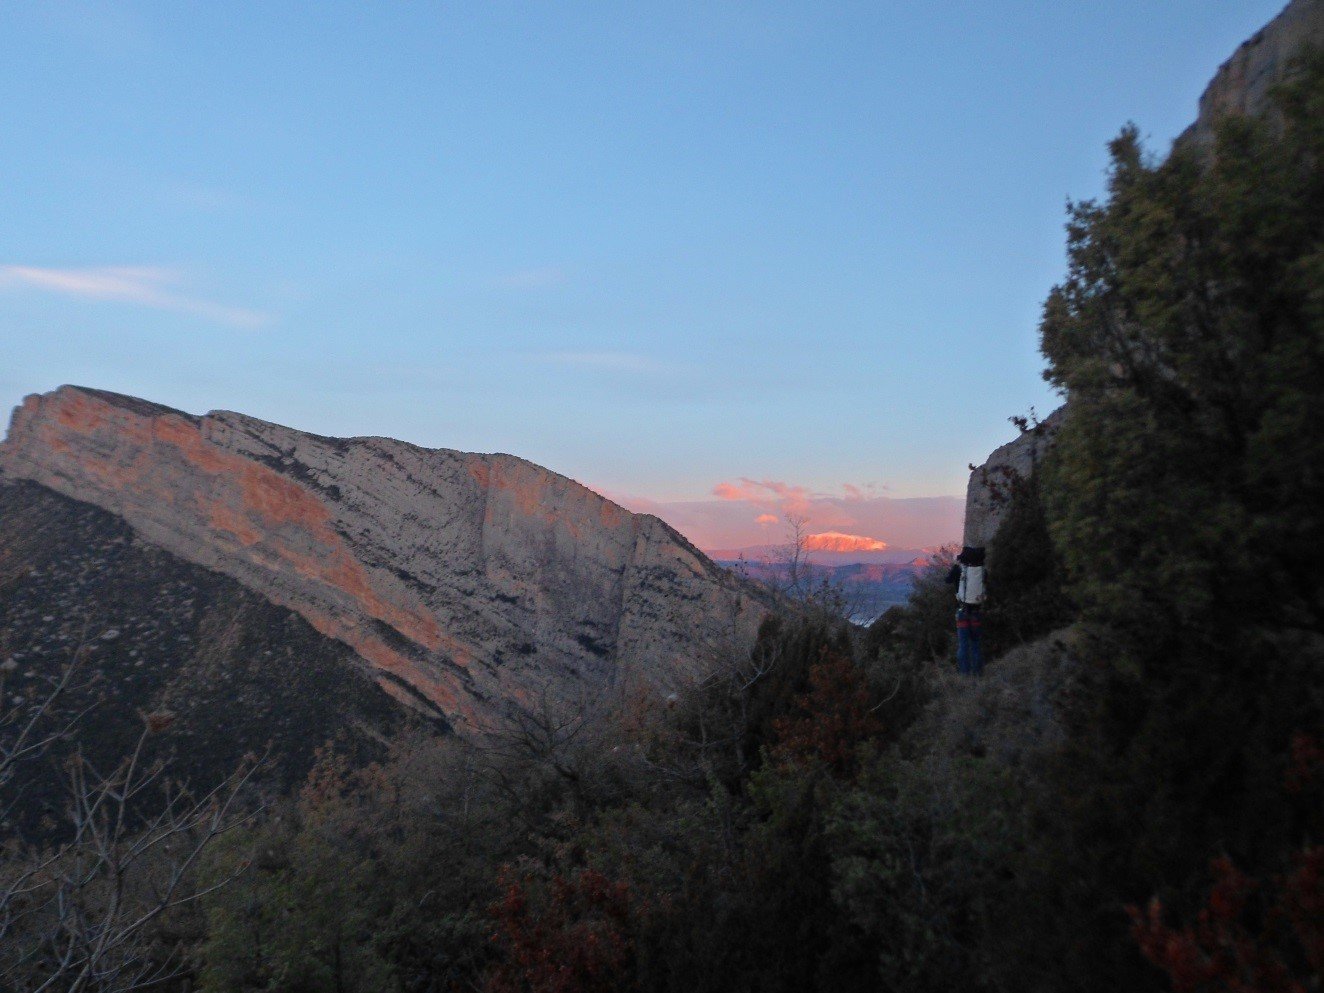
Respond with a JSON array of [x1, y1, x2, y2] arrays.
[[0, 386, 771, 730], [803, 532, 889, 554]]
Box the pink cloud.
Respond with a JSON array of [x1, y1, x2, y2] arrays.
[[602, 477, 961, 552], [711, 478, 816, 515], [713, 480, 761, 502], [842, 482, 883, 502]]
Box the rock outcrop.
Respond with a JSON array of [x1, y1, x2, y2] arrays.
[[1179, 0, 1324, 153], [0, 386, 772, 730], [962, 408, 1065, 547], [964, 0, 1323, 547]]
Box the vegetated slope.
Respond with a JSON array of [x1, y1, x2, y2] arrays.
[[876, 6, 1324, 990], [0, 386, 775, 733], [0, 478, 415, 837], [944, 6, 1324, 989]]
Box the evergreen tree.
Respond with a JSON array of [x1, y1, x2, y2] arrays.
[[1028, 50, 1324, 992]]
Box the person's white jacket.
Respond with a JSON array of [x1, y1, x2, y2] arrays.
[[957, 564, 986, 606]]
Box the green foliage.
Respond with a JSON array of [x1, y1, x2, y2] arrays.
[[982, 473, 1072, 657], [827, 752, 1030, 993], [198, 805, 394, 993], [198, 741, 510, 992], [1041, 54, 1324, 646], [666, 615, 855, 789], [189, 617, 893, 993], [862, 547, 957, 726], [1028, 50, 1324, 993], [866, 547, 957, 669]]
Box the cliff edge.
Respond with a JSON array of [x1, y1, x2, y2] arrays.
[[1179, 0, 1324, 152], [0, 386, 772, 730]]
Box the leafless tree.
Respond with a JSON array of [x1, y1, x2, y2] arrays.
[[0, 639, 262, 993], [467, 684, 643, 833], [769, 513, 873, 623], [1, 657, 92, 823], [779, 513, 811, 599], [632, 619, 803, 790]]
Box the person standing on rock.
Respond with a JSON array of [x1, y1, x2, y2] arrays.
[[946, 546, 986, 677]]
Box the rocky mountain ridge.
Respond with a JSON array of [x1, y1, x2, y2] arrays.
[[962, 408, 1065, 547], [0, 386, 773, 731]]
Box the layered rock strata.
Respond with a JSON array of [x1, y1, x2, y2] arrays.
[[0, 386, 771, 730], [0, 479, 411, 836]]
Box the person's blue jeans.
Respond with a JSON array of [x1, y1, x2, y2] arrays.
[[956, 606, 984, 677]]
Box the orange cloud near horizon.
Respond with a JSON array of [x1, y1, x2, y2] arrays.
[[604, 479, 963, 552], [803, 531, 890, 553], [712, 477, 814, 515]]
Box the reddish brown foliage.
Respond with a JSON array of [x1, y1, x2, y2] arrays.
[[771, 649, 882, 777], [484, 867, 638, 993], [1284, 733, 1322, 796], [296, 745, 394, 832], [1129, 848, 1323, 993]]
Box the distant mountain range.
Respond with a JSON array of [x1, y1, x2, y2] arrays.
[[707, 538, 937, 623], [705, 537, 937, 567]]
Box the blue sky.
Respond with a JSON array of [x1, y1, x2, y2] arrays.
[[0, 1, 1287, 544]]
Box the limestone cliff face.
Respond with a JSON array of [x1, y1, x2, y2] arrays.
[[1179, 0, 1324, 153], [962, 408, 1064, 548], [0, 386, 771, 729]]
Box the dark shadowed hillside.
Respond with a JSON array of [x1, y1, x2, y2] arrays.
[[0, 479, 417, 837]]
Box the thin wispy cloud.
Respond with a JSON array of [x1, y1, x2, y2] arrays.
[[842, 482, 885, 501], [0, 265, 271, 328], [531, 351, 668, 374]]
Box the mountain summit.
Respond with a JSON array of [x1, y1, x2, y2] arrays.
[[0, 386, 772, 730]]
